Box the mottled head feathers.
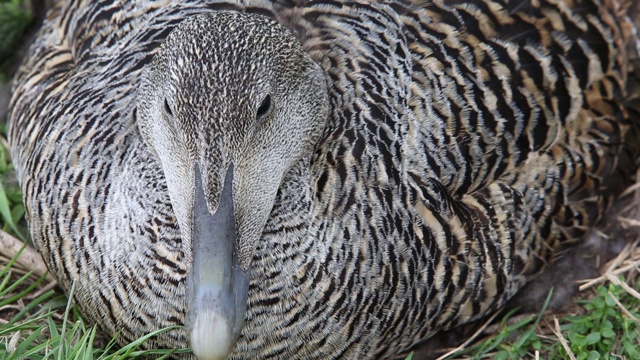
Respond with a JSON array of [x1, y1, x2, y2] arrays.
[[137, 11, 329, 269]]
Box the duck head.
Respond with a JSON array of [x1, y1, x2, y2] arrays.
[[137, 12, 329, 360]]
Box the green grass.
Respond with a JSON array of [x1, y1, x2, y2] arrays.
[[451, 291, 555, 359], [0, 0, 32, 80], [441, 279, 640, 360], [0, 124, 26, 239], [560, 283, 640, 360]]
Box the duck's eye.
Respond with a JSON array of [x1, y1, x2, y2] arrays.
[[256, 94, 272, 119], [164, 99, 173, 117]]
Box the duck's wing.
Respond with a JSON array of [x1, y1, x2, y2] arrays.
[[273, 0, 639, 352]]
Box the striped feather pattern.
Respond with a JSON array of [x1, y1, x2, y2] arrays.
[[8, 0, 639, 358]]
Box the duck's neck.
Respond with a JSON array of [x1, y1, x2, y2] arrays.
[[249, 157, 315, 273]]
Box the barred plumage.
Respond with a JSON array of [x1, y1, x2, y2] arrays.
[[8, 0, 640, 359]]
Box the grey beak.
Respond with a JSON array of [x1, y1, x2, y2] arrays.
[[188, 163, 250, 360]]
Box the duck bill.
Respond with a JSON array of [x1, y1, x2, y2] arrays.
[[188, 163, 250, 360]]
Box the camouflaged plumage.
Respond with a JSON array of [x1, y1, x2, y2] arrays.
[[8, 0, 640, 358]]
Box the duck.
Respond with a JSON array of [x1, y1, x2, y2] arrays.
[[8, 0, 640, 359]]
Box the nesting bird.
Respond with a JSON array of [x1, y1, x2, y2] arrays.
[[8, 0, 640, 359]]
